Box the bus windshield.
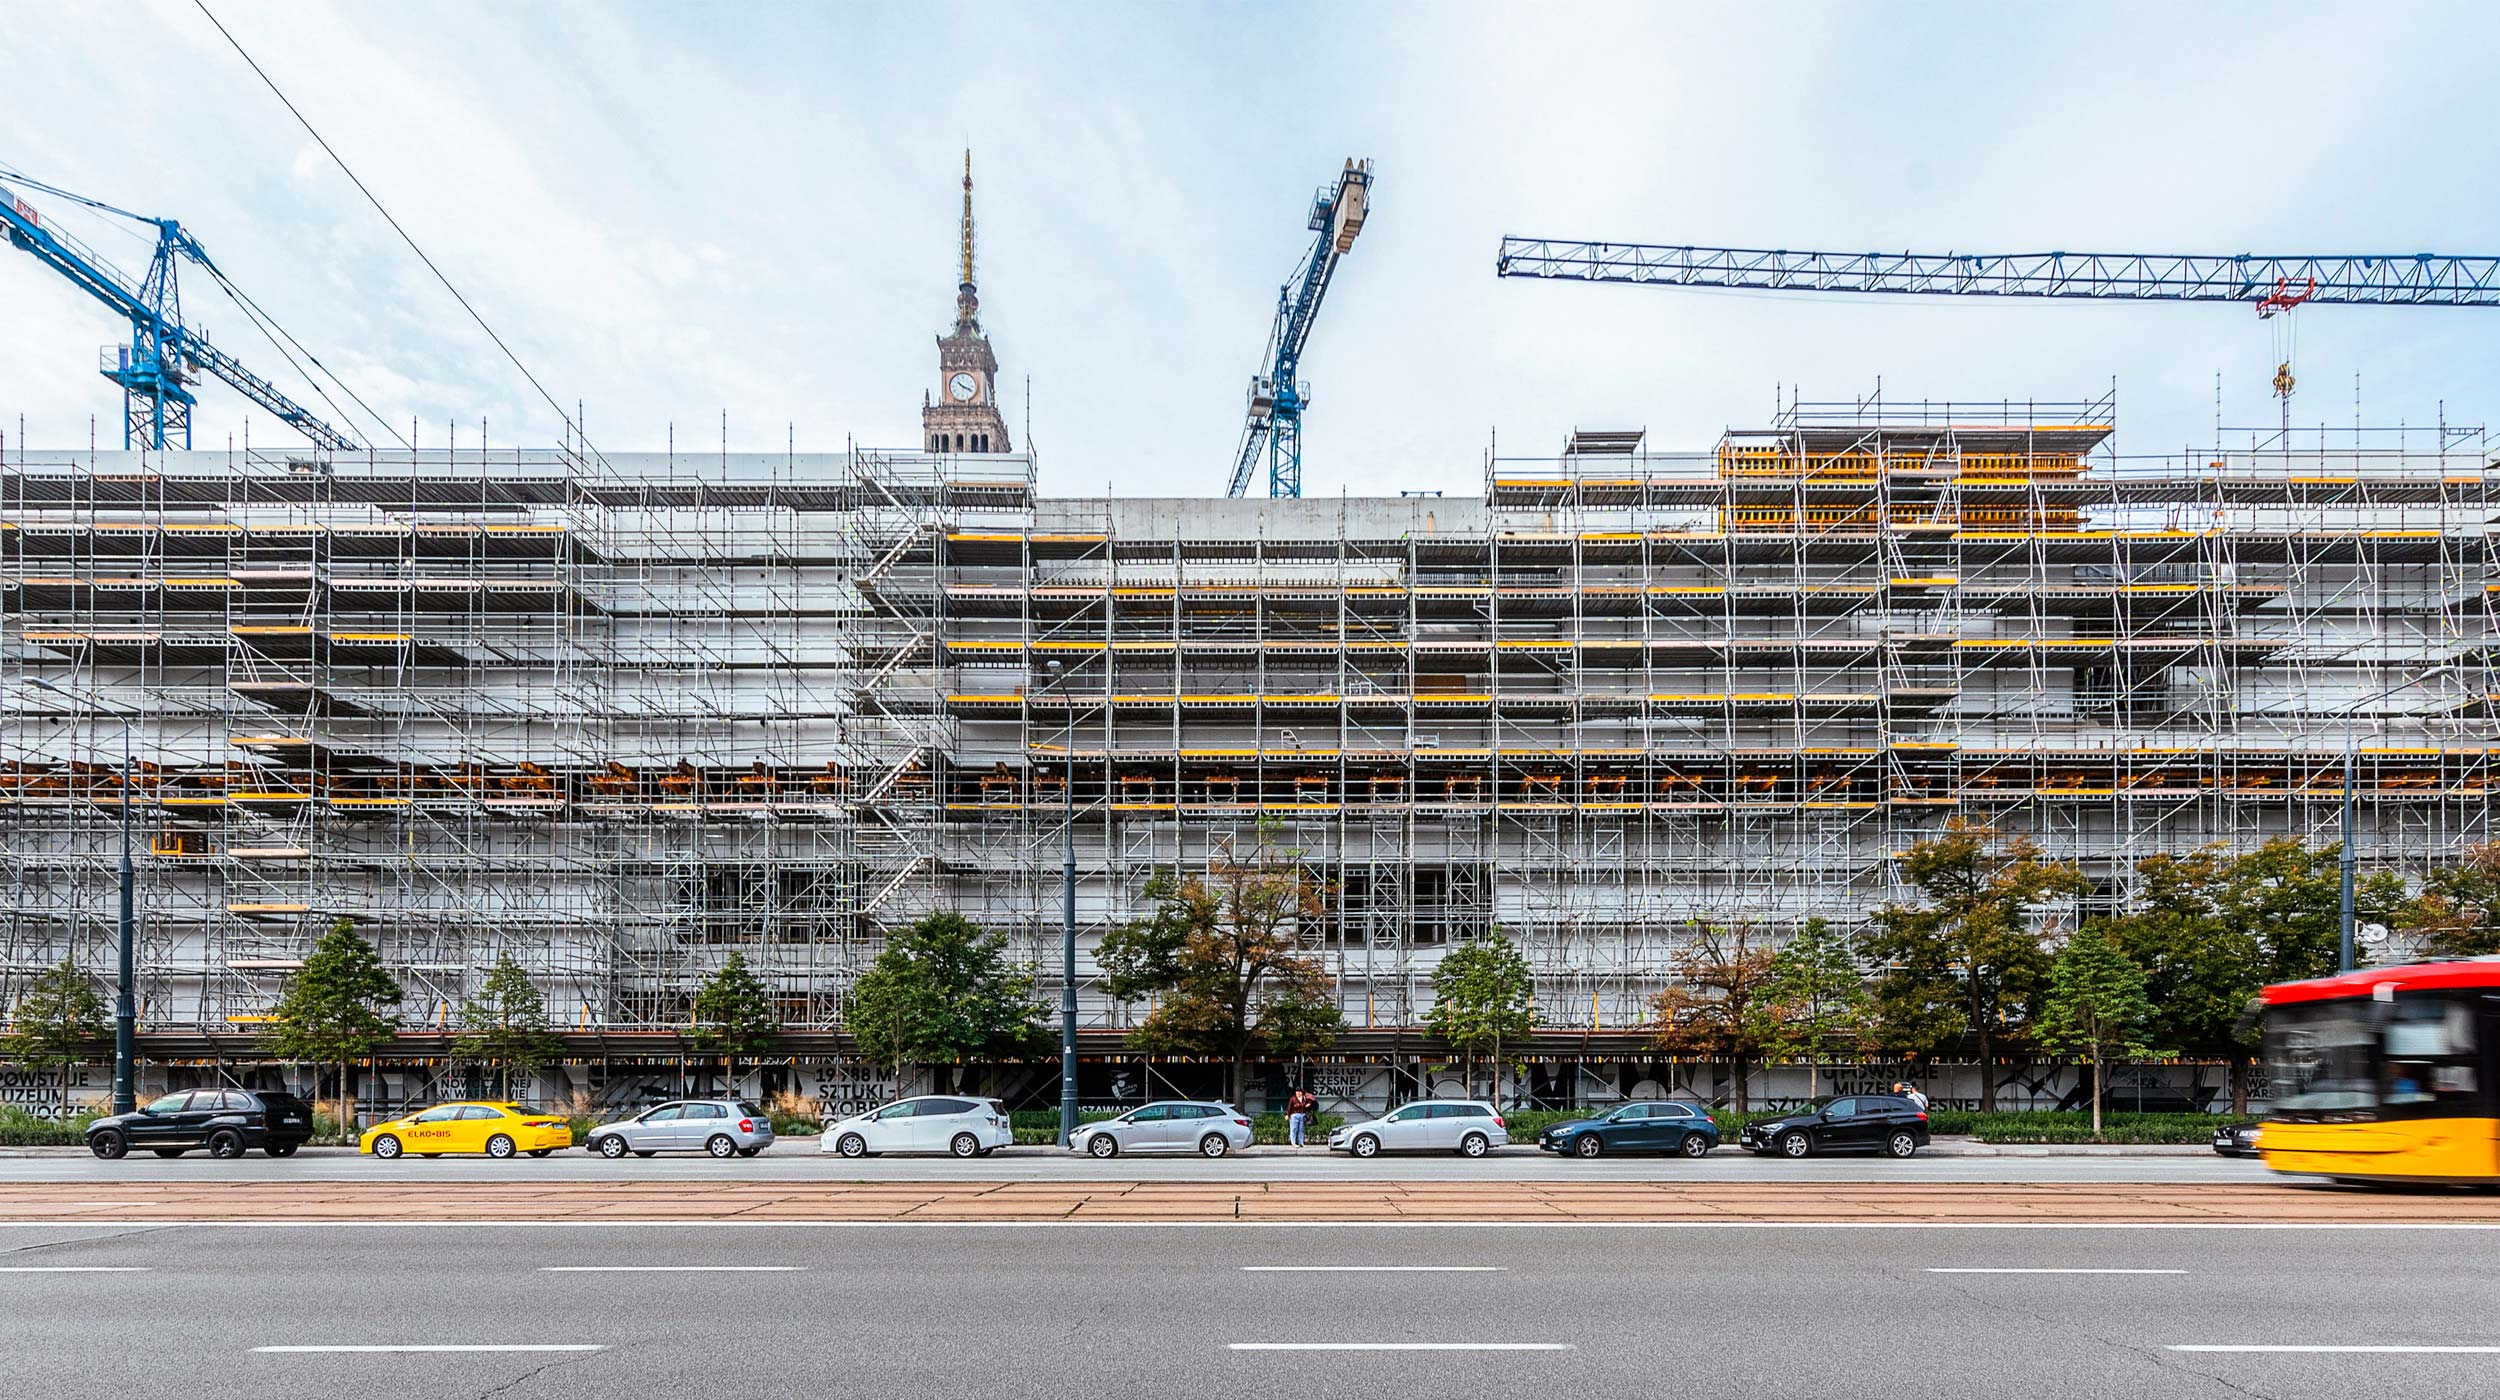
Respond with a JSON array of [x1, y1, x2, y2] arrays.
[[2265, 994, 2482, 1119]]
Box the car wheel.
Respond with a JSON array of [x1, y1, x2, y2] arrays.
[[1777, 1131, 1812, 1159], [89, 1131, 128, 1161], [207, 1131, 246, 1160], [1086, 1134, 1119, 1159], [372, 1134, 403, 1160], [836, 1134, 868, 1159], [1198, 1134, 1230, 1158], [1573, 1135, 1604, 1159], [151, 1148, 186, 1159], [265, 1142, 299, 1158], [1885, 1131, 1918, 1159], [737, 1147, 761, 1158], [1457, 1132, 1490, 1158], [597, 1135, 629, 1159], [1351, 1133, 1381, 1159], [1679, 1133, 1711, 1159], [485, 1134, 516, 1160], [706, 1135, 737, 1159], [949, 1133, 980, 1158], [528, 1149, 553, 1158]]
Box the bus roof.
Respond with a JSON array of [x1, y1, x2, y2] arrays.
[[2263, 959, 2500, 1006]]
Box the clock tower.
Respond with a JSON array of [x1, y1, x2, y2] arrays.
[[923, 151, 1012, 454]]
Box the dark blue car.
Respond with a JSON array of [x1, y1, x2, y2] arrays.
[[1538, 1101, 1719, 1159]]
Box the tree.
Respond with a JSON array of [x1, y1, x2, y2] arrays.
[[690, 952, 779, 1092], [4, 959, 106, 1119], [1760, 918, 1866, 1097], [1647, 922, 1780, 1111], [2035, 924, 2160, 1135], [847, 912, 1050, 1094], [1425, 931, 1535, 1102], [2400, 841, 2500, 959], [264, 917, 402, 1125], [1097, 823, 1343, 1105], [1860, 820, 2088, 1111], [450, 953, 563, 1100]]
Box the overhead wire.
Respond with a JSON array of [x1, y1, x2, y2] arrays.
[[190, 0, 606, 466]]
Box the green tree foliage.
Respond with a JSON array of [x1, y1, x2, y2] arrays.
[[847, 912, 1049, 1092], [450, 953, 563, 1100], [1760, 918, 1866, 1096], [2401, 841, 2500, 959], [690, 952, 780, 1089], [2036, 925, 2160, 1135], [1424, 931, 1535, 1101], [1648, 922, 1780, 1111], [1098, 824, 1343, 1105], [264, 917, 402, 1121], [3, 959, 107, 1118], [1860, 820, 2089, 1111]]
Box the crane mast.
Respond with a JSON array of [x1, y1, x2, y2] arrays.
[[1227, 158, 1372, 498], [1, 175, 360, 452]]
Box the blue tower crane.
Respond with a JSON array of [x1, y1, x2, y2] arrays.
[[1227, 159, 1372, 498], [1, 172, 360, 452]]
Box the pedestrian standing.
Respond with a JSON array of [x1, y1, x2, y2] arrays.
[[1286, 1087, 1316, 1147], [1893, 1081, 1930, 1112]]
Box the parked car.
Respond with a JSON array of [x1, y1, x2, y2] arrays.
[[1069, 1101, 1254, 1158], [85, 1088, 315, 1161], [1329, 1100, 1507, 1158], [2212, 1120, 2261, 1157], [1539, 1101, 1719, 1159], [819, 1095, 1011, 1158], [584, 1099, 775, 1159], [360, 1102, 574, 1160], [1738, 1095, 1929, 1159]]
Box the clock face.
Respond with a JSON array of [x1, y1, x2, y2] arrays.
[[949, 372, 978, 402]]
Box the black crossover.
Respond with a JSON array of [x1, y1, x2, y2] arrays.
[[86, 1088, 316, 1160], [1738, 1094, 1930, 1159]]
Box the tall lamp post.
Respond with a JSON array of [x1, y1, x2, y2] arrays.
[[27, 677, 138, 1113], [1043, 659, 1078, 1147], [2338, 664, 2452, 973]]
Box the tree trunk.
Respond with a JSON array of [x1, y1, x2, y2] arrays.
[[1230, 1049, 1247, 1112], [1975, 1020, 1997, 1112], [60, 1061, 72, 1122], [2089, 1048, 2104, 1136], [2229, 1055, 2250, 1116], [1732, 1054, 1751, 1113]]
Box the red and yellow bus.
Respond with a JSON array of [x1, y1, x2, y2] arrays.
[[2260, 960, 2500, 1184]]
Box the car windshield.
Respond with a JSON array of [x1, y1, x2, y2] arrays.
[[2266, 994, 2481, 1117]]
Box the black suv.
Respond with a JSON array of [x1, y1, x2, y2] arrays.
[[1738, 1094, 1930, 1159], [86, 1088, 316, 1160]]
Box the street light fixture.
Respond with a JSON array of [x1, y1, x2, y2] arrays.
[[25, 677, 139, 1114], [1042, 658, 1077, 1147], [2337, 663, 2454, 972]]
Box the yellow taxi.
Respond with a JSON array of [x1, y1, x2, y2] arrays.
[[360, 1102, 574, 1160]]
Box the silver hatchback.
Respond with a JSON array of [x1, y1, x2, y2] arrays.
[[1329, 1100, 1507, 1158], [585, 1099, 776, 1159], [1070, 1101, 1255, 1158]]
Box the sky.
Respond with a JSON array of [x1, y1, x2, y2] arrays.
[[3, 1, 2498, 498]]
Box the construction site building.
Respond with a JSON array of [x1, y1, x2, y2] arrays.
[[1, 397, 2494, 1084]]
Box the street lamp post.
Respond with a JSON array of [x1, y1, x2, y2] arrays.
[[1044, 659, 1077, 1147], [2338, 665, 2452, 973], [28, 678, 138, 1113]]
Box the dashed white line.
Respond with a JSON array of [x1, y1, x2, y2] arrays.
[[0, 1266, 150, 1273], [253, 1345, 604, 1354], [1927, 1267, 2186, 1275], [1232, 1342, 1570, 1352], [539, 1265, 803, 1273], [1241, 1265, 1505, 1273], [2171, 1345, 2500, 1355]]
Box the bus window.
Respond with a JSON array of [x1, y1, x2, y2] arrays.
[[2383, 1000, 2476, 1107], [2266, 1003, 2377, 1113]]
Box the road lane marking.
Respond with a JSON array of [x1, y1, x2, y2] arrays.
[[253, 1345, 604, 1354], [1232, 1343, 1569, 1352], [1242, 1265, 1504, 1273], [0, 1266, 150, 1273], [9, 1220, 2499, 1231], [2171, 1345, 2500, 1355], [1927, 1267, 2187, 1274], [539, 1265, 804, 1272]]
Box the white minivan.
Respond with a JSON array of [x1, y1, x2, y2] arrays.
[[1328, 1100, 1508, 1158], [820, 1095, 1013, 1158]]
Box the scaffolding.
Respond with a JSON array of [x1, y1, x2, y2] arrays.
[[1, 402, 2493, 1043]]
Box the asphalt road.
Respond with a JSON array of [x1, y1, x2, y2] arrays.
[[0, 1141, 2273, 1184], [0, 1221, 2491, 1398]]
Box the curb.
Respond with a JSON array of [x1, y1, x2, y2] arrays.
[[0, 1140, 2219, 1160]]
